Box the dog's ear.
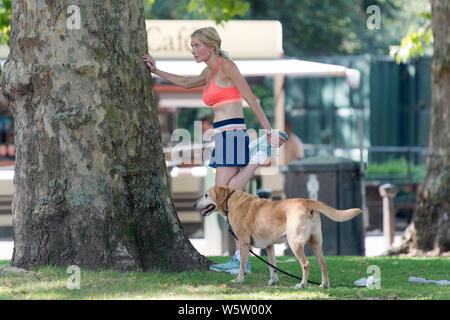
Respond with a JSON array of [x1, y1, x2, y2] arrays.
[[212, 185, 228, 204]]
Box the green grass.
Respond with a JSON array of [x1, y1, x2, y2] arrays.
[[0, 256, 449, 300], [366, 157, 426, 182]]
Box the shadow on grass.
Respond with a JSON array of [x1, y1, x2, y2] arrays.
[[1, 256, 449, 300]]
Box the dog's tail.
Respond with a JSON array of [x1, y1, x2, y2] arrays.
[[305, 200, 361, 222]]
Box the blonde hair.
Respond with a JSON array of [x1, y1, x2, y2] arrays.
[[191, 27, 230, 58]]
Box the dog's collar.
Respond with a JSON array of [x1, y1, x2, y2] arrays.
[[223, 189, 238, 240], [223, 190, 235, 216]]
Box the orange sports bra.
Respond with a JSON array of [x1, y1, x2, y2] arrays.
[[202, 57, 242, 108]]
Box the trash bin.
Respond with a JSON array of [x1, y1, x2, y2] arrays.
[[283, 156, 365, 256]]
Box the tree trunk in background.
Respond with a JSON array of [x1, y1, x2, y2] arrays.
[[1, 0, 210, 271], [390, 0, 450, 256]]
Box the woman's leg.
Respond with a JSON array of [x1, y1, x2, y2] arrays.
[[214, 166, 241, 254], [215, 166, 239, 186], [216, 164, 261, 191], [215, 164, 261, 261], [228, 163, 260, 190]]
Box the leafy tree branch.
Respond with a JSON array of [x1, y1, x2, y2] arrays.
[[390, 12, 433, 63]]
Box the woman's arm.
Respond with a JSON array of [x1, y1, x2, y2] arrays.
[[0, 87, 9, 110], [142, 53, 207, 89], [221, 59, 286, 146]]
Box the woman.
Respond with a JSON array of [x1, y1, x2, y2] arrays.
[[0, 87, 8, 111], [142, 27, 287, 274]]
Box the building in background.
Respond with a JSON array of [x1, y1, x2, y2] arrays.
[[0, 20, 366, 240]]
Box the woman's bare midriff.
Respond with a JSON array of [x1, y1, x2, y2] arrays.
[[212, 102, 244, 122]]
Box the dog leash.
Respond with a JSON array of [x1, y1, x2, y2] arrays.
[[224, 191, 323, 287]]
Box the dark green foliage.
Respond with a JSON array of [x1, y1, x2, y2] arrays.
[[143, 0, 430, 57], [0, 0, 11, 46]]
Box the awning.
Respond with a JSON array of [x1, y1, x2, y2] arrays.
[[153, 59, 360, 88], [1, 58, 360, 88]]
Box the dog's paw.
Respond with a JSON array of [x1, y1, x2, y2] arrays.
[[294, 282, 308, 289], [319, 283, 330, 289], [268, 278, 279, 286]]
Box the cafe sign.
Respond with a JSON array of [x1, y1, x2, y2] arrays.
[[145, 20, 283, 59]]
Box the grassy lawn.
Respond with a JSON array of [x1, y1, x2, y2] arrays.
[[0, 256, 449, 300]]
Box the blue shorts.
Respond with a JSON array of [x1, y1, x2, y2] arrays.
[[209, 118, 250, 168]]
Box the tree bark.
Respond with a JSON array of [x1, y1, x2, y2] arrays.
[[0, 0, 210, 271], [390, 0, 450, 256]]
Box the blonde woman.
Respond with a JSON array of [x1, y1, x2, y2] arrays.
[[142, 27, 287, 274]]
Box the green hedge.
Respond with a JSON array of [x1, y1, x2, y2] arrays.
[[366, 157, 426, 182]]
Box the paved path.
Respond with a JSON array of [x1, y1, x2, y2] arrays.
[[0, 232, 402, 261], [190, 232, 402, 258], [0, 240, 13, 261]]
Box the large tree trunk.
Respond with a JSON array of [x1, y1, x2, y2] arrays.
[[0, 0, 210, 271], [390, 0, 450, 256]]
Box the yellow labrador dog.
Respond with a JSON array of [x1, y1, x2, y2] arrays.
[[194, 186, 361, 288]]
